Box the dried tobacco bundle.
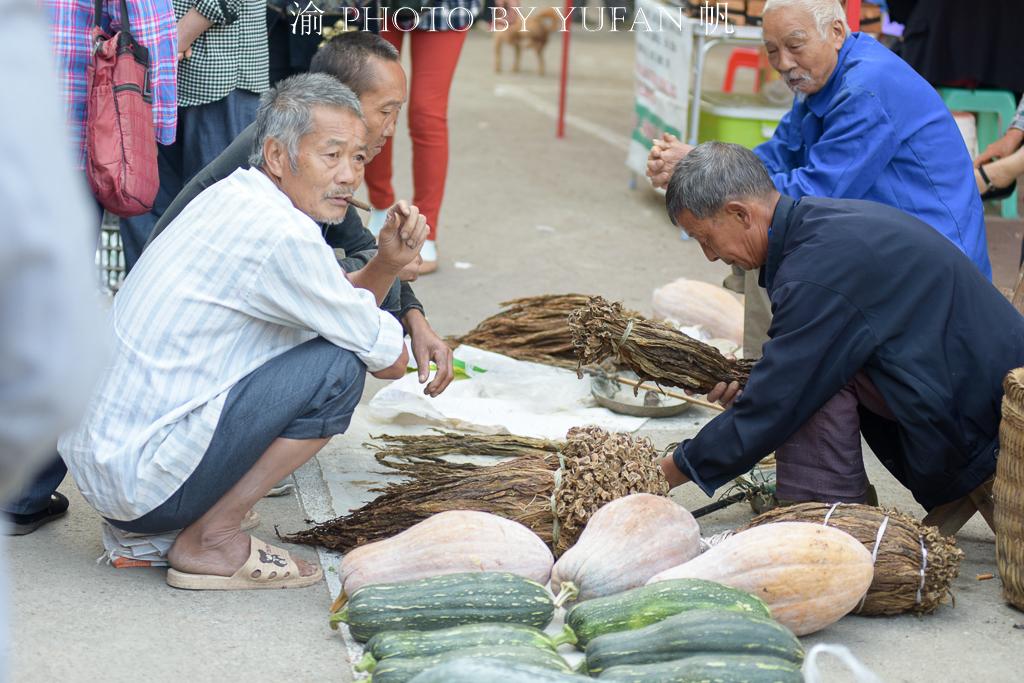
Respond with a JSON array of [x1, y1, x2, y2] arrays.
[[283, 427, 665, 556], [453, 294, 642, 368], [369, 431, 561, 461], [569, 296, 754, 394], [741, 502, 964, 615]]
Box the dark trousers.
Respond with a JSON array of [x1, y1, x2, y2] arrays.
[[109, 338, 366, 534], [119, 89, 259, 271], [2, 194, 103, 516], [775, 372, 896, 504]]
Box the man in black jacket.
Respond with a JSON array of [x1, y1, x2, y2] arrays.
[[659, 142, 1024, 511], [144, 31, 454, 398]]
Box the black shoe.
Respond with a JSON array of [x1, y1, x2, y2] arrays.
[[6, 492, 69, 536], [979, 164, 1017, 201]]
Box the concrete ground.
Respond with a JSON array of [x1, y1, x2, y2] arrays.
[[9, 23, 1024, 683]]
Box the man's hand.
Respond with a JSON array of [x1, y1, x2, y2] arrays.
[[377, 200, 428, 271], [659, 454, 691, 489], [177, 9, 211, 61], [646, 134, 693, 190], [707, 380, 742, 409], [404, 310, 454, 397], [976, 128, 1024, 167], [398, 255, 421, 282]]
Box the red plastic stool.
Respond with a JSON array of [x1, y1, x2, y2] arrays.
[[723, 47, 762, 93]]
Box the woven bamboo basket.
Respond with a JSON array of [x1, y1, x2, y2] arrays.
[[996, 368, 1024, 610]]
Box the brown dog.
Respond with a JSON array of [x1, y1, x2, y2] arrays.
[[494, 7, 561, 77]]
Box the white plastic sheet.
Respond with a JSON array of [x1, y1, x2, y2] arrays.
[[369, 345, 648, 439]]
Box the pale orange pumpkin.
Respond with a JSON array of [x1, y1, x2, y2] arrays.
[[341, 510, 553, 597], [551, 494, 701, 602], [647, 522, 874, 636]]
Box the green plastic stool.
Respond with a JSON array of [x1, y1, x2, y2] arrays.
[[939, 87, 1019, 219]]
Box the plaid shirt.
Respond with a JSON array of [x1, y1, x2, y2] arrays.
[[45, 0, 178, 168], [1013, 95, 1024, 132], [174, 0, 269, 107]]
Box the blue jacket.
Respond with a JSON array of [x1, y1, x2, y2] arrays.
[[754, 33, 991, 279], [674, 196, 1024, 510]]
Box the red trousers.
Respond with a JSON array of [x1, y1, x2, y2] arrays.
[[365, 27, 468, 241]]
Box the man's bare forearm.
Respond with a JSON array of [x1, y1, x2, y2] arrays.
[[346, 257, 402, 306]]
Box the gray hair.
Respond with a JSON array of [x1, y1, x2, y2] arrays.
[[665, 142, 776, 223], [763, 0, 849, 40], [249, 73, 364, 170]]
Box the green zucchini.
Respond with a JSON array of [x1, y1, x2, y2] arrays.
[[357, 623, 576, 671], [566, 579, 771, 647], [367, 644, 571, 683], [597, 654, 804, 682], [407, 657, 588, 683], [331, 572, 556, 642], [584, 609, 804, 675]]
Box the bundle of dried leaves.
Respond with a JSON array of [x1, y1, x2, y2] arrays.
[[453, 294, 641, 368], [742, 502, 964, 615], [569, 296, 755, 394], [283, 427, 665, 555], [369, 431, 561, 461]]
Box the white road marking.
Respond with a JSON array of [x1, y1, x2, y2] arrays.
[[494, 84, 630, 151]]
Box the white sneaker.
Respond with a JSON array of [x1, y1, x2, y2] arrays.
[[420, 239, 437, 262], [367, 208, 388, 237]]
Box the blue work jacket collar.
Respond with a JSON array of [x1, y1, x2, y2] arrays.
[[759, 194, 796, 292], [805, 34, 858, 117]]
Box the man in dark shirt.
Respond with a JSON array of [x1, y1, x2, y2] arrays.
[[144, 31, 453, 398], [659, 142, 1024, 511]]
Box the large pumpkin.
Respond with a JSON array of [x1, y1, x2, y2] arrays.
[[551, 494, 701, 602], [651, 278, 743, 346], [647, 522, 874, 635], [341, 510, 553, 597]]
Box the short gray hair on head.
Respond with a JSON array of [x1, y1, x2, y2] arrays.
[[763, 0, 849, 39], [665, 142, 776, 224], [249, 73, 364, 170]]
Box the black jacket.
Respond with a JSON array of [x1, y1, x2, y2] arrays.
[[144, 122, 421, 322], [675, 195, 1024, 510]]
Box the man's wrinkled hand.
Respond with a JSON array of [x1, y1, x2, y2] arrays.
[[659, 454, 690, 489], [377, 200, 428, 271], [398, 255, 421, 282], [975, 128, 1024, 168], [408, 318, 454, 397], [707, 380, 742, 409], [646, 134, 693, 190]]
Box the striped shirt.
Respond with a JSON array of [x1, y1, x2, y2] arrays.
[[46, 0, 178, 168], [1013, 95, 1024, 132], [59, 167, 405, 521], [175, 0, 269, 107]]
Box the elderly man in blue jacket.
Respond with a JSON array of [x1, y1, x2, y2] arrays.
[[659, 142, 1022, 511], [648, 0, 990, 353]]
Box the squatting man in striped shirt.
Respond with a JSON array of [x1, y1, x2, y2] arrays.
[[59, 74, 425, 589]]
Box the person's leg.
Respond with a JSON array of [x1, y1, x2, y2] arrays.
[[180, 89, 261, 182], [774, 381, 870, 504], [406, 28, 469, 246], [112, 338, 366, 577], [742, 269, 772, 360], [365, 29, 404, 213], [120, 138, 183, 271], [2, 457, 70, 535]]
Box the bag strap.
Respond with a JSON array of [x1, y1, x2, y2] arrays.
[[94, 0, 133, 34]]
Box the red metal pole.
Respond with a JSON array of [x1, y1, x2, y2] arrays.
[[846, 0, 861, 31], [556, 0, 574, 138]]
